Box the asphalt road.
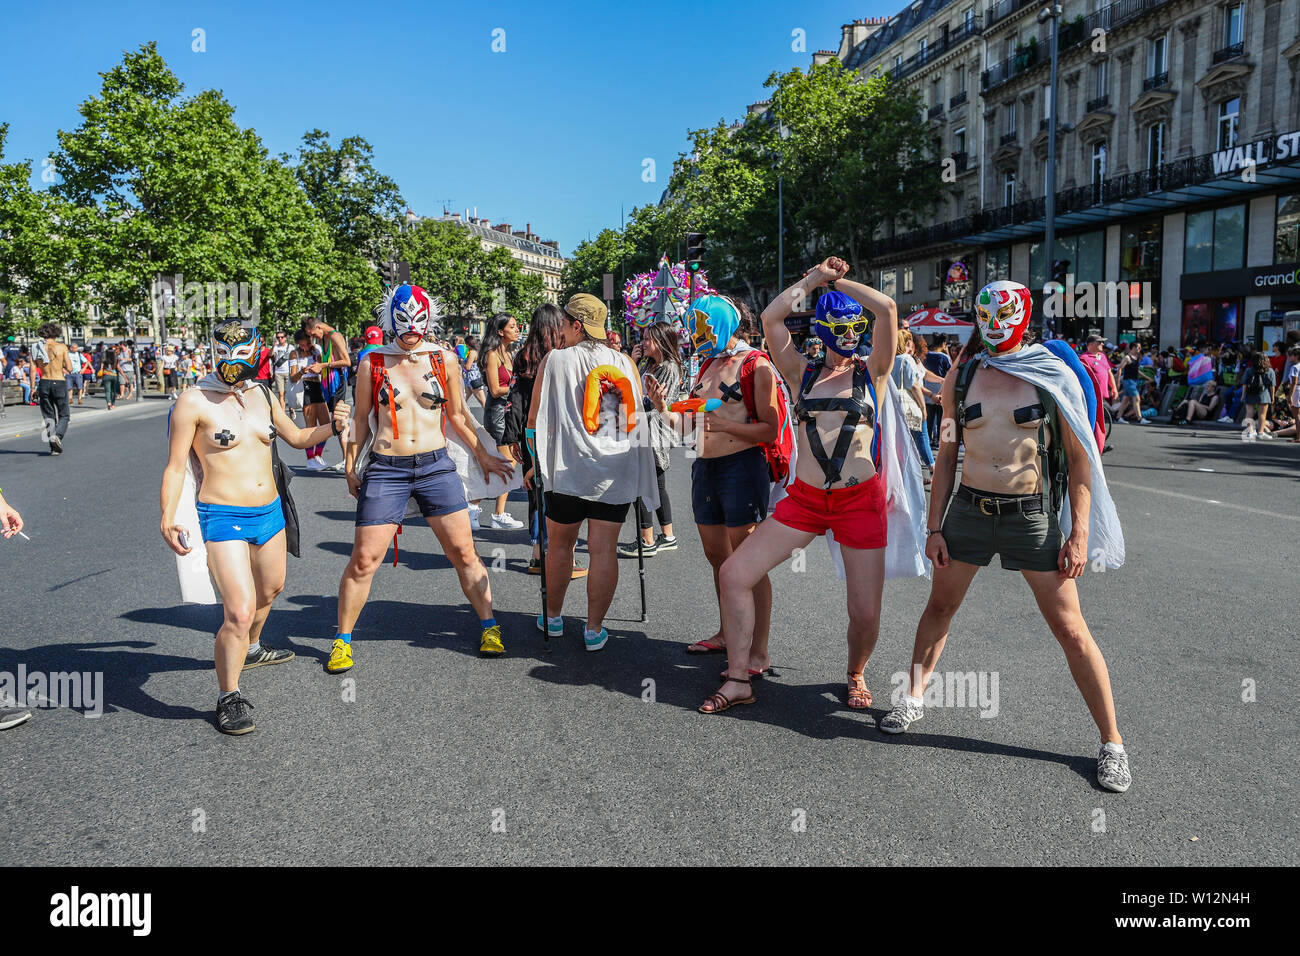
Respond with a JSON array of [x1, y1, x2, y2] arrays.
[[1, 403, 1296, 865]]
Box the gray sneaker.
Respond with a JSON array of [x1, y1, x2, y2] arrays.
[[0, 706, 33, 730], [878, 698, 924, 734], [243, 645, 295, 670], [1097, 745, 1131, 792]]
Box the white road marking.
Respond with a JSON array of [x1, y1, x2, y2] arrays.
[[1109, 480, 1300, 523]]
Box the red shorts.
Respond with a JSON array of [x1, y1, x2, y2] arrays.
[[771, 473, 888, 550]]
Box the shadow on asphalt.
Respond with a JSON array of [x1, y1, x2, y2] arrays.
[[6, 639, 209, 722], [0, 448, 49, 456]]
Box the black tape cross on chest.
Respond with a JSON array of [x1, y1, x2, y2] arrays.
[[718, 380, 744, 404]]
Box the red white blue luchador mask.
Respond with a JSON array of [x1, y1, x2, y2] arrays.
[[813, 290, 868, 357], [975, 280, 1033, 354], [384, 284, 438, 338], [685, 295, 740, 359], [212, 319, 262, 385]]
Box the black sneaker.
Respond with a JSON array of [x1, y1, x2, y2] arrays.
[[617, 538, 658, 558], [242, 645, 295, 670], [216, 692, 255, 735], [655, 534, 678, 552], [50, 436, 62, 455]]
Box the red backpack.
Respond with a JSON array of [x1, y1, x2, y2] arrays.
[[698, 349, 793, 485]]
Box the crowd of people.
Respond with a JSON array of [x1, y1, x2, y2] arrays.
[[20, 267, 1300, 797]]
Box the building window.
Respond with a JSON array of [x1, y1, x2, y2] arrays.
[[902, 266, 914, 294], [986, 247, 1011, 283], [1223, 2, 1244, 46], [1006, 101, 1016, 134], [1095, 60, 1108, 98], [880, 269, 898, 298], [1147, 34, 1167, 76], [1119, 218, 1163, 344], [894, 53, 902, 69], [932, 77, 942, 107], [1004, 171, 1016, 206], [1218, 98, 1240, 150], [1146, 122, 1165, 171], [954, 126, 966, 155], [957, 67, 966, 93], [963, 6, 974, 31], [1277, 194, 1300, 263], [1091, 142, 1107, 183]]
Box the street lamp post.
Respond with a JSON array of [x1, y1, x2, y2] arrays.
[[1039, 3, 1062, 340], [777, 123, 791, 293]]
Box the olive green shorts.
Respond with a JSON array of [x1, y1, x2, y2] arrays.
[[940, 492, 1062, 572]]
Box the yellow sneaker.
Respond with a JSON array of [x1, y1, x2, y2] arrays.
[[479, 625, 505, 657], [326, 638, 354, 673]]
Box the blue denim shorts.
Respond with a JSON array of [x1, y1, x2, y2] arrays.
[[197, 497, 286, 546], [356, 448, 466, 526], [691, 446, 770, 528]]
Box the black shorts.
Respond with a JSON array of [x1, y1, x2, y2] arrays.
[[543, 491, 631, 526], [691, 446, 770, 528], [302, 380, 340, 410]]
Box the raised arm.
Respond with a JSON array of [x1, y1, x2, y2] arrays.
[[761, 258, 844, 385], [834, 276, 898, 381]]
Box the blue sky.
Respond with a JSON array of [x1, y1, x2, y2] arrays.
[[0, 0, 890, 256]]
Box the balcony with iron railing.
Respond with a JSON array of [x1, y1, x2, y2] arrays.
[[950, 89, 968, 109], [981, 0, 1176, 94], [887, 17, 984, 83], [1000, 131, 1019, 147], [866, 144, 1280, 259], [1143, 70, 1170, 92], [985, 0, 1037, 30], [1213, 41, 1244, 64], [928, 103, 945, 120], [1085, 94, 1110, 113]]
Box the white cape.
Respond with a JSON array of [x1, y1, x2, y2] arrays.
[[354, 343, 521, 499], [534, 343, 660, 510], [980, 343, 1125, 569], [766, 362, 929, 581]]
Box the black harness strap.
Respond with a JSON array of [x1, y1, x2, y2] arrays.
[[796, 359, 876, 488]]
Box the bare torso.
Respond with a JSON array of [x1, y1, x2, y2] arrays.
[[188, 388, 278, 507], [795, 361, 882, 488], [368, 349, 451, 455], [690, 353, 757, 459], [959, 365, 1049, 495]]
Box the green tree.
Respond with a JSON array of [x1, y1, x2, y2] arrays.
[[0, 123, 89, 329], [397, 220, 543, 325], [291, 130, 405, 329], [46, 43, 337, 337]]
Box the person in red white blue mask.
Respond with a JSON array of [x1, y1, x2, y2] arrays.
[[879, 279, 1133, 794], [326, 284, 516, 672]]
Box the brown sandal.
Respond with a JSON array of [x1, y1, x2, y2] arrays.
[[699, 677, 755, 714], [846, 671, 872, 710]]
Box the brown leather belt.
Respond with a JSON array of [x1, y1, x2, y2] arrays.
[[956, 485, 1044, 516]]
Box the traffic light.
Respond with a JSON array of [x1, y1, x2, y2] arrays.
[[685, 233, 706, 272], [1050, 258, 1070, 294], [379, 261, 396, 286]]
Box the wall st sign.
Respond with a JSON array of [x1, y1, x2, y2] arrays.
[[1211, 130, 1300, 175]]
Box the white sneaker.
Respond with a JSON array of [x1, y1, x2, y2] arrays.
[[1258, 430, 1275, 441], [1134, 418, 1148, 425], [325, 461, 346, 471], [1218, 415, 1233, 423], [305, 457, 326, 471], [490, 512, 525, 530]]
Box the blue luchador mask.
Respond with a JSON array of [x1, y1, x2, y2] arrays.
[[685, 295, 740, 359], [813, 290, 867, 357]]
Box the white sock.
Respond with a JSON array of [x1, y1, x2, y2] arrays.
[[904, 694, 924, 709], [1102, 741, 1125, 754], [585, 626, 604, 637], [246, 642, 261, 656], [547, 615, 562, 626]]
